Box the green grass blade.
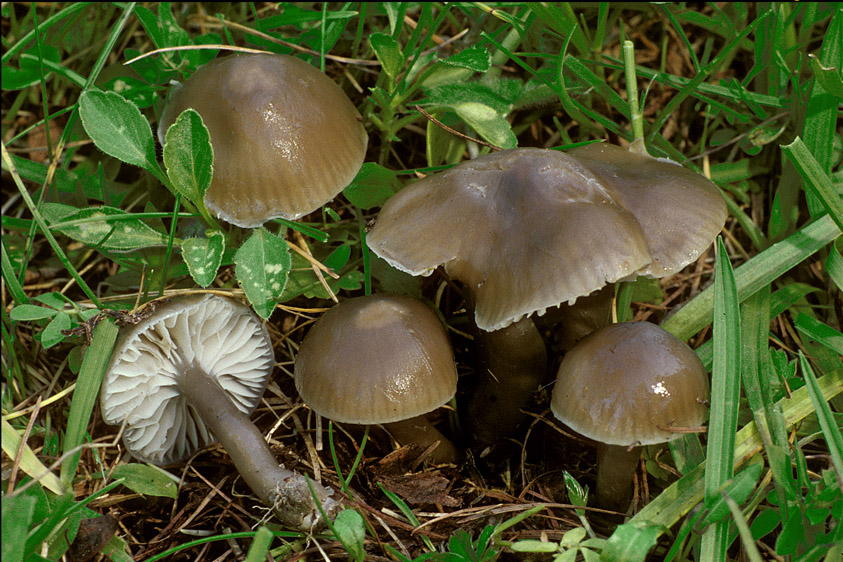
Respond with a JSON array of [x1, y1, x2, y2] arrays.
[[781, 137, 843, 232], [2, 143, 102, 308], [794, 313, 843, 356], [1, 3, 93, 64], [661, 214, 841, 341], [59, 319, 117, 486], [700, 237, 741, 561], [799, 354, 843, 480]]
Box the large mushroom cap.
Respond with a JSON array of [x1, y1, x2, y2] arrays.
[[158, 53, 368, 227], [550, 322, 709, 446], [294, 294, 458, 425], [101, 294, 275, 464], [366, 148, 652, 331], [566, 142, 728, 277]]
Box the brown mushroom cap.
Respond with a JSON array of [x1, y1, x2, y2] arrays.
[[550, 322, 709, 446], [294, 294, 457, 425], [366, 148, 652, 332], [158, 53, 368, 227], [566, 142, 728, 277]]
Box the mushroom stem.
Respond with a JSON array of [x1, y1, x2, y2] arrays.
[[179, 365, 339, 530], [383, 416, 460, 465], [466, 295, 548, 450], [595, 442, 642, 513]]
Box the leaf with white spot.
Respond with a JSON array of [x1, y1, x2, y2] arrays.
[[78, 90, 159, 173], [235, 227, 291, 319], [181, 230, 225, 287], [42, 202, 172, 252]]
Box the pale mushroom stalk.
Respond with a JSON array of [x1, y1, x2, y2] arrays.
[[178, 364, 338, 529], [595, 443, 642, 512]]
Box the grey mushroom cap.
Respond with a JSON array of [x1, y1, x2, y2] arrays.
[[566, 142, 728, 278], [101, 294, 275, 464], [158, 53, 368, 227], [550, 322, 709, 447], [366, 146, 727, 332], [294, 294, 458, 425], [366, 148, 652, 332]]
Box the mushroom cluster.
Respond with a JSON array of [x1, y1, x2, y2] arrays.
[[100, 294, 338, 530], [158, 53, 368, 227], [366, 145, 725, 448]]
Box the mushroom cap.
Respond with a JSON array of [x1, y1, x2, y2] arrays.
[[294, 294, 458, 425], [366, 148, 653, 332], [566, 142, 727, 277], [158, 53, 368, 227], [550, 322, 709, 446], [101, 294, 275, 464]]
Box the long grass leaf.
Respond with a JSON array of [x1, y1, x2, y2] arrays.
[[700, 237, 741, 561], [662, 214, 840, 341], [1, 418, 65, 495], [781, 137, 843, 232], [799, 354, 843, 480], [59, 319, 117, 486]]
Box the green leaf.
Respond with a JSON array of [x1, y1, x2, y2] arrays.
[[235, 227, 291, 320], [9, 304, 59, 321], [343, 162, 402, 209], [781, 137, 843, 232], [453, 102, 517, 149], [370, 32, 404, 80], [78, 90, 158, 173], [244, 526, 274, 562], [703, 462, 764, 524], [41, 312, 71, 349], [511, 539, 559, 553], [43, 203, 170, 252], [661, 215, 841, 341], [332, 510, 366, 562], [2, 494, 36, 562], [103, 75, 158, 109], [162, 108, 214, 206], [110, 464, 178, 499], [181, 230, 224, 288], [800, 354, 843, 483], [827, 241, 843, 292], [442, 45, 491, 72], [61, 319, 118, 486], [602, 521, 665, 562], [808, 54, 843, 98], [794, 313, 843, 355], [701, 237, 742, 560]]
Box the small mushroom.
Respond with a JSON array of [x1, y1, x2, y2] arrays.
[[550, 321, 710, 512], [294, 294, 460, 464], [100, 294, 338, 530], [158, 53, 368, 227]]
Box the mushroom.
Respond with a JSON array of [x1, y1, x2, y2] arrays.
[[158, 53, 368, 227], [365, 146, 725, 449], [100, 294, 339, 530], [294, 294, 460, 464], [550, 321, 710, 512]]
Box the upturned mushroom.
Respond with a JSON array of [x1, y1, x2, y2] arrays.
[[550, 321, 710, 512], [294, 294, 460, 464], [100, 294, 338, 530], [365, 146, 725, 449], [158, 53, 368, 227]]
